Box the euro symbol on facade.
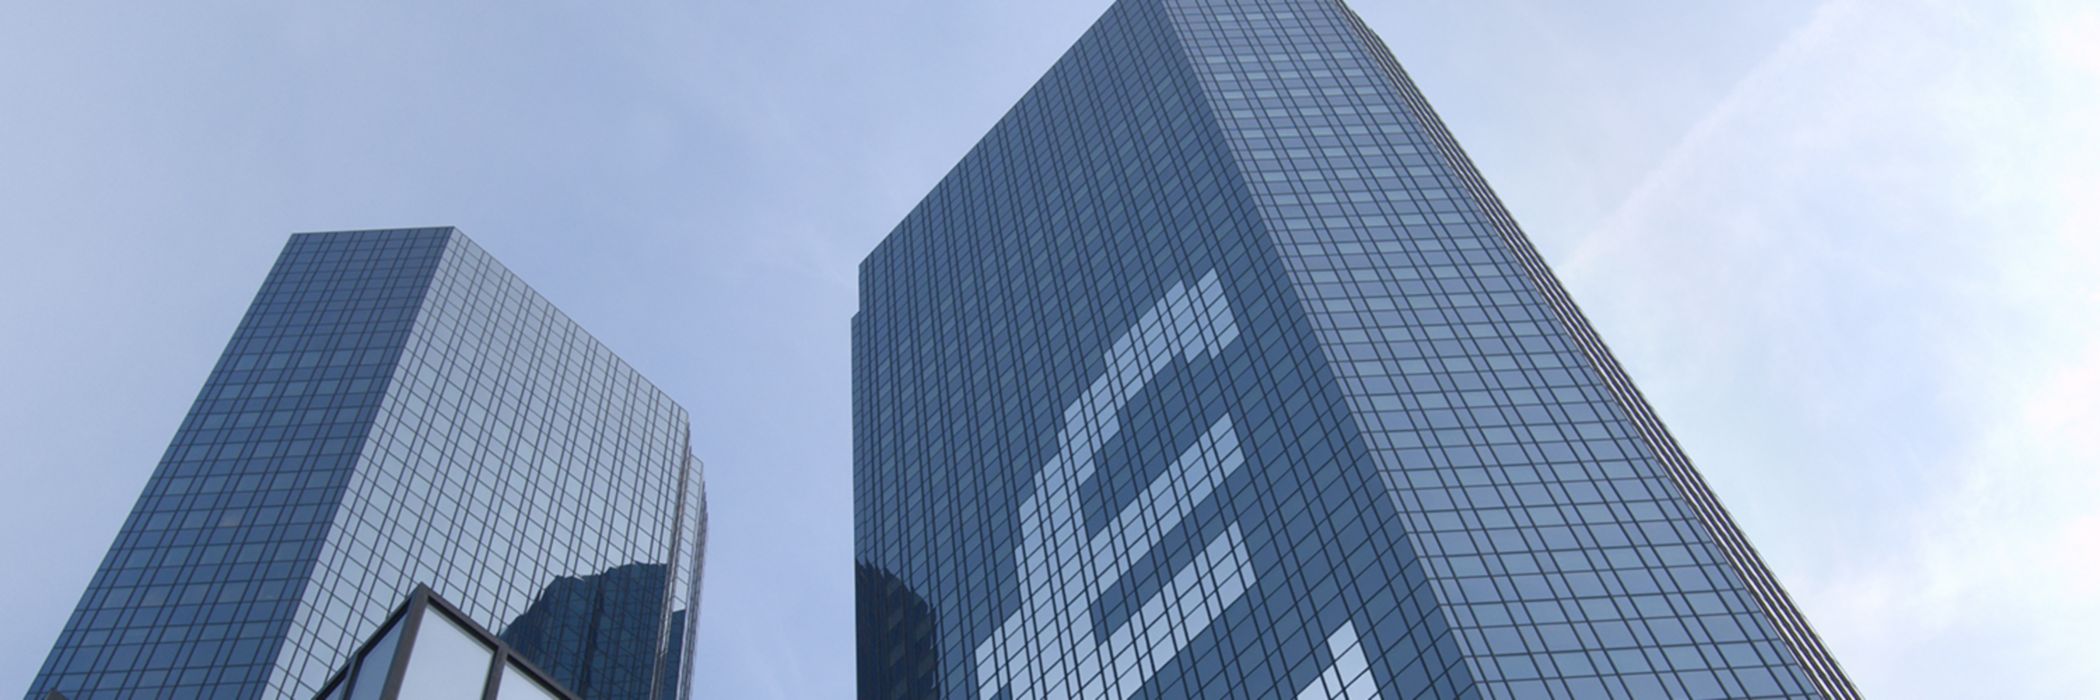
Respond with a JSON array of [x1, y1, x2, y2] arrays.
[[973, 271, 1252, 700]]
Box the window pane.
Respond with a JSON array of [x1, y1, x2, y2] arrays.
[[496, 662, 561, 700], [396, 610, 495, 699], [346, 619, 404, 700]]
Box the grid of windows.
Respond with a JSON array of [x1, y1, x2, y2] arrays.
[[1164, 1, 1823, 697], [856, 1, 1851, 699], [30, 229, 705, 700], [856, 0, 1463, 697], [1324, 6, 1857, 695], [28, 231, 446, 699], [314, 586, 581, 700]]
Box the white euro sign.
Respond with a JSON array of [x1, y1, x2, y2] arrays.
[[971, 270, 1383, 700], [972, 271, 1251, 700]]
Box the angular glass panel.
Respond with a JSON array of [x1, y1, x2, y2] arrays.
[[496, 661, 561, 700], [396, 610, 494, 699], [347, 619, 404, 700]]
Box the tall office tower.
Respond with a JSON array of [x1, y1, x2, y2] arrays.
[[29, 228, 706, 700], [852, 1, 1854, 698]]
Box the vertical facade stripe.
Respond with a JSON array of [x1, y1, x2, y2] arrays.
[[1326, 5, 1861, 697]]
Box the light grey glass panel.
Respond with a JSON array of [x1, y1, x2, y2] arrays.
[[496, 662, 560, 700], [396, 611, 495, 699], [347, 619, 404, 700]]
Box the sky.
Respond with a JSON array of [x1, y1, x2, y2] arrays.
[[0, 0, 2093, 698]]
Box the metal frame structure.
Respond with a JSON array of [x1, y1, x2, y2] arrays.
[[314, 585, 580, 700]]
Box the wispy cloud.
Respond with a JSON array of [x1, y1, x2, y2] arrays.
[[1559, 0, 2100, 695]]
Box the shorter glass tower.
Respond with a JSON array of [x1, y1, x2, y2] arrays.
[[28, 228, 706, 700]]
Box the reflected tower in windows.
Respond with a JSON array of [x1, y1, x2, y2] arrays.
[[28, 228, 706, 700], [852, 0, 1856, 698]]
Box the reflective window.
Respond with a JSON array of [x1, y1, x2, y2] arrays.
[[853, 0, 1843, 697], [348, 619, 404, 700], [27, 228, 706, 700], [396, 611, 494, 699], [498, 663, 563, 700]]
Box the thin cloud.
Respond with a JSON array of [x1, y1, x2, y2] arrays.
[[1560, 0, 2100, 695]]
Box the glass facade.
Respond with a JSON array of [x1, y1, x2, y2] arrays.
[[853, 1, 1855, 699], [28, 228, 706, 700], [314, 586, 580, 700]]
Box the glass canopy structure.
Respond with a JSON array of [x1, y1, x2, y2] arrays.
[[316, 586, 576, 700]]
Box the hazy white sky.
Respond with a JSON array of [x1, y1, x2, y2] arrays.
[[0, 1, 2092, 698]]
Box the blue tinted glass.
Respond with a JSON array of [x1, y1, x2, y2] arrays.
[[854, 1, 1852, 698], [347, 620, 403, 700], [29, 228, 707, 700], [497, 663, 561, 700], [395, 611, 493, 700]]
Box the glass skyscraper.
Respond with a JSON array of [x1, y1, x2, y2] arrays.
[[853, 0, 1854, 698], [28, 228, 706, 700]]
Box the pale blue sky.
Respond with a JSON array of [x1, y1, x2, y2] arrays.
[[2, 1, 2093, 698]]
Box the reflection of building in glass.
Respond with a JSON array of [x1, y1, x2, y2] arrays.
[[29, 228, 706, 700], [314, 586, 578, 700], [852, 1, 1857, 698], [502, 563, 691, 700], [855, 564, 937, 700]]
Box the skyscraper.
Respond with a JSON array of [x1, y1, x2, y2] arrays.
[[853, 0, 1854, 698], [29, 228, 706, 700]]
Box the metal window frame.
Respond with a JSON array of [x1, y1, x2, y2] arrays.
[[313, 584, 580, 700]]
